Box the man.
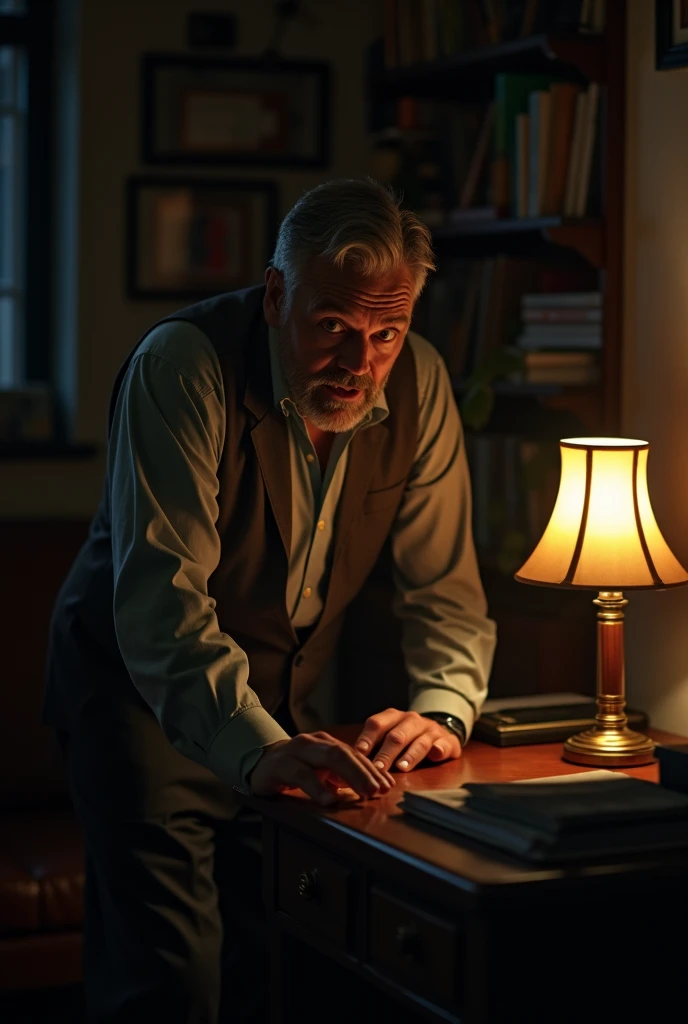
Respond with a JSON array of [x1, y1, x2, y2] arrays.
[[44, 178, 496, 1022]]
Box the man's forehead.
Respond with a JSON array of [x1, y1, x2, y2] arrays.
[[301, 264, 414, 314]]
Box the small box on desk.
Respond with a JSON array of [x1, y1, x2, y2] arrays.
[[474, 693, 649, 747], [655, 744, 688, 795]]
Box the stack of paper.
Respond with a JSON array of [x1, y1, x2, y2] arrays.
[[401, 771, 688, 863]]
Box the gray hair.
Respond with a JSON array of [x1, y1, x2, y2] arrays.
[[271, 178, 436, 304]]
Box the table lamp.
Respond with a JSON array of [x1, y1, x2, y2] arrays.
[[515, 437, 688, 767]]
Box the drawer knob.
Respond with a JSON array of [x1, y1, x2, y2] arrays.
[[297, 868, 318, 901], [395, 923, 420, 961]]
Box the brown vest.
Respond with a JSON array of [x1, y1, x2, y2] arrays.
[[44, 286, 418, 732]]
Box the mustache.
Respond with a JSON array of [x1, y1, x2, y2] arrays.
[[307, 371, 375, 393]]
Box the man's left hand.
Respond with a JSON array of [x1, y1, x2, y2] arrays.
[[354, 709, 461, 772]]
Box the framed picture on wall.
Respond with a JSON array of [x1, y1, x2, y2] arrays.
[[141, 55, 330, 166], [656, 0, 688, 69], [126, 177, 278, 300]]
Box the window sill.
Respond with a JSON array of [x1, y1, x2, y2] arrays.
[[0, 441, 99, 460]]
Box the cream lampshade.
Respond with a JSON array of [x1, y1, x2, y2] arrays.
[[515, 437, 688, 766]]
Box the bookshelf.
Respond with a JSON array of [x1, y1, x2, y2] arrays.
[[370, 30, 603, 96], [342, 1, 627, 710], [432, 215, 603, 267]]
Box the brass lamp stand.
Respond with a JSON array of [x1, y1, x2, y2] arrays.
[[562, 591, 655, 767], [514, 437, 688, 768]]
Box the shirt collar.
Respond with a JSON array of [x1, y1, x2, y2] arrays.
[[267, 327, 389, 427]]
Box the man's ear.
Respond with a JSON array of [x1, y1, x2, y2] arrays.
[[264, 267, 285, 328]]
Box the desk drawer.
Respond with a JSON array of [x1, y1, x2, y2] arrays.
[[368, 887, 459, 1004], [277, 832, 352, 949]]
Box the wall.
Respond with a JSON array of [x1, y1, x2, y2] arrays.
[[623, 0, 688, 733], [0, 0, 380, 519]]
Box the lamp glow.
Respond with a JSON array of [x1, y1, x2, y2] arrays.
[[515, 437, 688, 767]]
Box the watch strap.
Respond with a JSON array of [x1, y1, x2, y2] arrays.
[[420, 712, 467, 746]]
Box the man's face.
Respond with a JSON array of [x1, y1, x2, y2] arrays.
[[264, 258, 415, 432]]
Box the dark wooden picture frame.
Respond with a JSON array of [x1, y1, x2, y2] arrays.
[[656, 0, 688, 69], [126, 177, 278, 300], [141, 54, 330, 166]]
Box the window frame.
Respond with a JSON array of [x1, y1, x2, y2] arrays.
[[1, 0, 54, 385]]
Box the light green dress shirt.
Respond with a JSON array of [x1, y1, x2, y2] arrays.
[[268, 327, 390, 628], [109, 319, 496, 790]]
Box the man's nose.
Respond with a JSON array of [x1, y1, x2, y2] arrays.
[[337, 333, 370, 376]]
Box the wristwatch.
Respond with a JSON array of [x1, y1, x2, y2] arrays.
[[421, 712, 467, 746]]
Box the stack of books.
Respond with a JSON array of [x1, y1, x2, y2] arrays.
[[401, 771, 688, 864], [512, 290, 601, 384]]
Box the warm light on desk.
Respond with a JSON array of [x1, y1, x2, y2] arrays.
[[515, 437, 688, 766]]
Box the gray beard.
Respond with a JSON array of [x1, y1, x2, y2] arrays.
[[276, 330, 385, 433]]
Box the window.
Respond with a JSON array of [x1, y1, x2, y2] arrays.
[[1, 0, 53, 392], [1, 35, 26, 385]]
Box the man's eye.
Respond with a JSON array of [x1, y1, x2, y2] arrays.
[[321, 319, 344, 333], [377, 329, 397, 342]]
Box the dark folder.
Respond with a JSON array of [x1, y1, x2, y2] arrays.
[[473, 701, 649, 746]]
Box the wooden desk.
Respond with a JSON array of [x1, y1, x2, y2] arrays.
[[243, 728, 688, 1023]]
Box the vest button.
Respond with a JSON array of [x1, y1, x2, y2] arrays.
[[294, 654, 304, 668]]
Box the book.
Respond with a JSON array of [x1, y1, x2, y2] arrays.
[[514, 112, 530, 217], [522, 291, 601, 309], [527, 369, 598, 383], [523, 307, 601, 323], [516, 328, 602, 351], [563, 89, 588, 216], [527, 89, 551, 217], [492, 73, 559, 215], [518, 323, 601, 339], [522, 351, 597, 366], [458, 103, 495, 209], [542, 82, 581, 215], [401, 771, 688, 863], [574, 81, 600, 216], [519, 365, 599, 384], [474, 698, 648, 745], [463, 776, 688, 835], [517, 337, 601, 351]]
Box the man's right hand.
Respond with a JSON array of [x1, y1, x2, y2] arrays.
[[249, 731, 395, 806]]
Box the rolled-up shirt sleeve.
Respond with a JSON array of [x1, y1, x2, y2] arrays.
[[109, 322, 289, 790], [391, 333, 497, 738]]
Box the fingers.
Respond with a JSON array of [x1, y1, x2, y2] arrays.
[[280, 756, 338, 806], [291, 734, 394, 800], [358, 712, 462, 772], [426, 735, 462, 762], [395, 731, 437, 771], [355, 708, 405, 755], [311, 732, 394, 788], [395, 730, 461, 769], [250, 731, 398, 806], [365, 711, 428, 771]]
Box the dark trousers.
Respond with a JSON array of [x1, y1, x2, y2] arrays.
[[58, 690, 271, 1024]]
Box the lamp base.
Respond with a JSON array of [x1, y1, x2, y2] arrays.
[[563, 726, 656, 767]]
